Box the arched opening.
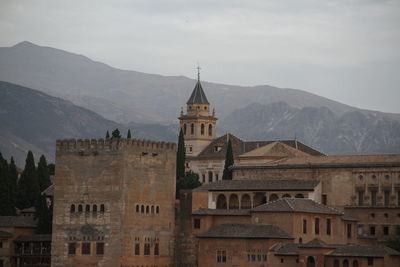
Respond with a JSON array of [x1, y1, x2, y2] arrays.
[[208, 171, 213, 182], [343, 259, 349, 267], [92, 205, 97, 213], [334, 259, 340, 267], [85, 205, 90, 213], [352, 260, 358, 267], [299, 237, 303, 244], [190, 123, 194, 135], [208, 124, 213, 136], [78, 204, 83, 212], [70, 204, 75, 213], [269, 194, 279, 202], [183, 124, 187, 135], [141, 205, 144, 213], [282, 194, 291, 198], [156, 206, 160, 214], [295, 193, 304, 198], [136, 205, 139, 213], [146, 206, 149, 214], [241, 194, 251, 209], [151, 205, 154, 214], [253, 193, 267, 207], [229, 194, 239, 209], [216, 194, 227, 209], [201, 124, 205, 135], [100, 204, 105, 212], [307, 256, 315, 267]]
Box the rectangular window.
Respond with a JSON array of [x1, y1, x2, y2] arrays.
[[144, 243, 150, 256], [68, 243, 76, 255], [326, 219, 331, 235], [322, 194, 327, 205], [347, 224, 352, 238], [194, 218, 201, 229], [315, 218, 320, 235], [357, 225, 364, 236], [371, 191, 377, 206], [82, 242, 91, 255], [96, 242, 104, 255], [384, 190, 390, 206], [216, 249, 227, 263], [368, 257, 374, 266], [358, 191, 364, 206], [135, 243, 140, 255], [154, 243, 159, 256], [370, 226, 376, 236], [303, 219, 307, 234], [383, 226, 389, 236]]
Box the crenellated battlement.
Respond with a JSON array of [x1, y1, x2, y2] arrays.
[[56, 138, 176, 155]]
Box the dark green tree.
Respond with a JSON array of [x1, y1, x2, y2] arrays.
[[176, 128, 186, 181], [112, 128, 121, 138], [7, 157, 18, 215], [35, 194, 53, 234], [47, 163, 55, 176], [0, 153, 12, 215], [37, 155, 51, 192], [106, 131, 110, 139], [17, 151, 40, 209], [222, 138, 234, 180], [176, 171, 201, 198], [127, 129, 132, 139]]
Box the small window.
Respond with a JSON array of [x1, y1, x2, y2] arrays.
[[383, 226, 389, 235], [144, 243, 150, 256], [93, 205, 97, 213], [201, 124, 205, 135], [190, 123, 194, 135], [68, 243, 76, 255], [189, 146, 193, 152], [154, 243, 159, 256], [151, 206, 154, 214], [70, 204, 75, 213], [100, 204, 105, 212], [322, 194, 327, 205], [194, 218, 201, 229], [156, 206, 160, 214], [315, 218, 320, 235], [96, 243, 104, 255], [135, 243, 140, 255], [216, 249, 226, 263], [183, 124, 187, 135], [85, 205, 90, 213], [78, 204, 83, 212], [82, 242, 91, 255], [347, 223, 352, 238], [146, 206, 149, 214], [208, 124, 213, 136], [358, 190, 364, 206], [141, 205, 144, 213], [368, 257, 374, 266], [136, 205, 139, 213], [370, 226, 376, 235], [327, 219, 331, 235], [303, 219, 307, 234]]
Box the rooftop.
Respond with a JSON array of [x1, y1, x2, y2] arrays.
[[187, 80, 209, 104], [327, 245, 400, 257], [197, 223, 293, 239], [252, 198, 342, 215], [0, 216, 37, 228], [15, 234, 52, 242], [192, 208, 251, 216]]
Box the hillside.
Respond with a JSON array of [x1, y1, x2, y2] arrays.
[[0, 81, 177, 166]]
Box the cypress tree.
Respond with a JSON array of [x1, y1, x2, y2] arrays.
[[176, 128, 186, 180], [0, 153, 11, 215], [35, 194, 53, 234], [127, 129, 132, 139], [106, 131, 110, 139], [7, 157, 18, 215], [37, 155, 51, 191], [112, 128, 121, 138], [17, 151, 40, 209], [222, 138, 234, 180]]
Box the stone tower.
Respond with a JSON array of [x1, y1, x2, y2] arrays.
[[179, 71, 217, 156], [51, 138, 176, 267]]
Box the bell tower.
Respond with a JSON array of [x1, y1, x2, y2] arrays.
[[179, 67, 217, 156]]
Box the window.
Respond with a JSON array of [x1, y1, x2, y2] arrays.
[[78, 204, 83, 212], [190, 123, 194, 135], [383, 226, 389, 235], [208, 171, 213, 182], [144, 242, 150, 256], [141, 205, 144, 213], [85, 205, 90, 213], [303, 219, 307, 234], [189, 146, 193, 152], [68, 243, 76, 255], [183, 124, 187, 135], [156, 206, 160, 214], [151, 206, 154, 214], [371, 191, 377, 206], [384, 190, 390, 206], [201, 124, 205, 135], [154, 243, 159, 256], [216, 173, 219, 180], [202, 174, 205, 183], [208, 124, 212, 136], [322, 194, 327, 205], [146, 206, 149, 214], [135, 243, 140, 255], [315, 218, 320, 235], [100, 204, 105, 212], [194, 218, 201, 229], [216, 249, 226, 263], [358, 190, 364, 206], [96, 243, 104, 255], [347, 223, 352, 238], [93, 205, 97, 213], [343, 259, 349, 267], [136, 205, 139, 213], [82, 242, 91, 255], [367, 257, 374, 266], [353, 260, 359, 267], [70, 204, 75, 213], [370, 226, 376, 236], [326, 219, 331, 235]]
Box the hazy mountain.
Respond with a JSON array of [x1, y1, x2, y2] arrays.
[[0, 81, 177, 166], [221, 102, 400, 154], [0, 41, 361, 124]]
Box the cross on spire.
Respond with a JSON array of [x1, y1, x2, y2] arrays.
[[196, 64, 201, 81]]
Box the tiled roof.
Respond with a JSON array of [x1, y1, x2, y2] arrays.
[[15, 234, 52, 242], [300, 238, 335, 248], [194, 179, 319, 192], [0, 216, 37, 228], [197, 223, 293, 239], [275, 243, 299, 255], [194, 134, 324, 159], [328, 245, 400, 257], [187, 80, 209, 104], [192, 208, 251, 216], [252, 198, 342, 215], [0, 230, 12, 237], [341, 214, 358, 221]]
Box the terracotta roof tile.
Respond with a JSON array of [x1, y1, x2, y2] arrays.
[[328, 245, 400, 257], [192, 208, 251, 216], [0, 216, 37, 228]]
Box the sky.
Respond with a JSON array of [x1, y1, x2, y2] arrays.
[[0, 0, 399, 113]]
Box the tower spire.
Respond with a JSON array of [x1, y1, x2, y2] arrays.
[[197, 64, 201, 81]]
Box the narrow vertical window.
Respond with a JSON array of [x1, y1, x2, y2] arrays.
[[347, 223, 352, 238], [201, 124, 205, 135], [78, 204, 83, 212], [326, 219, 331, 235], [183, 124, 187, 135], [154, 243, 159, 256], [358, 190, 364, 206], [100, 204, 105, 212], [371, 191, 377, 206], [92, 205, 97, 213], [322, 194, 327, 205], [85, 205, 90, 213], [208, 171, 213, 182], [70, 204, 75, 213], [190, 123, 194, 135], [315, 218, 320, 235], [68, 243, 76, 255], [370, 225, 376, 235], [384, 190, 390, 206], [144, 241, 150, 256], [82, 243, 91, 255], [135, 243, 140, 255], [208, 124, 212, 136], [96, 243, 104, 255], [303, 219, 307, 234], [194, 218, 201, 229]]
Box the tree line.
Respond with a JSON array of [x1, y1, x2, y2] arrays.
[[0, 151, 53, 234], [105, 128, 131, 139]]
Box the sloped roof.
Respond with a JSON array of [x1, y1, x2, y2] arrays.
[[0, 216, 37, 228], [327, 245, 400, 257], [300, 238, 335, 248], [239, 141, 310, 158], [194, 179, 319, 192], [252, 198, 342, 215], [197, 223, 292, 239], [192, 208, 251, 216], [193, 134, 324, 159], [187, 80, 209, 104], [341, 214, 358, 221], [15, 234, 52, 242], [275, 243, 299, 256]]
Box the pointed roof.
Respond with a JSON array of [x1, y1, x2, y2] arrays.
[[186, 80, 209, 104], [239, 141, 311, 158], [300, 238, 334, 248]]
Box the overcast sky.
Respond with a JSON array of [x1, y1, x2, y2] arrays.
[[0, 0, 399, 113]]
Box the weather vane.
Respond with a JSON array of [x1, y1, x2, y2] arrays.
[[196, 62, 201, 81]]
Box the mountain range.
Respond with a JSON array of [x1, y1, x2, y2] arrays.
[[0, 41, 399, 165]]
